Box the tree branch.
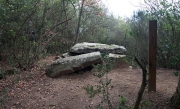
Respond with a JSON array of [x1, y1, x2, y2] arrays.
[[134, 56, 147, 109]]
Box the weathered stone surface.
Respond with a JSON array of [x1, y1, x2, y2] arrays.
[[45, 52, 101, 77], [62, 52, 70, 58], [55, 53, 70, 60], [70, 42, 126, 55], [109, 53, 126, 59], [55, 56, 63, 60]]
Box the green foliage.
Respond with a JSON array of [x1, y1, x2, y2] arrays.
[[139, 100, 155, 109], [2, 0, 179, 71], [0, 0, 128, 70], [0, 0, 79, 68], [173, 72, 179, 77], [119, 96, 126, 105], [171, 93, 180, 109], [84, 85, 101, 98], [148, 0, 180, 69], [125, 0, 180, 70], [84, 54, 114, 108], [38, 61, 47, 69], [0, 67, 20, 79], [118, 96, 131, 109], [96, 104, 103, 109], [6, 68, 20, 75], [125, 10, 149, 67], [93, 54, 114, 73], [84, 55, 131, 109], [0, 89, 8, 108]]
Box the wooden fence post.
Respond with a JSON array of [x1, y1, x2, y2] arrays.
[[148, 20, 157, 92]]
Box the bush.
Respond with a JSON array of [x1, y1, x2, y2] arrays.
[[84, 54, 114, 108]]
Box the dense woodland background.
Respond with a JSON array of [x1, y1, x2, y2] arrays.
[[0, 0, 180, 70], [0, 0, 180, 108]]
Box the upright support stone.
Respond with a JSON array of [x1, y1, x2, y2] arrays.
[[148, 20, 157, 92], [45, 52, 101, 77]]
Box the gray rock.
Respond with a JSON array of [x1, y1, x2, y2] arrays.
[[55, 53, 70, 60], [55, 56, 62, 60], [70, 42, 126, 55], [108, 53, 126, 58], [62, 52, 70, 58], [45, 52, 101, 77]]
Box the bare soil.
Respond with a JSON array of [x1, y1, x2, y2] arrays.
[[0, 56, 179, 109]]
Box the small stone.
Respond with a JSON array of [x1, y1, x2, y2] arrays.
[[129, 66, 133, 69]]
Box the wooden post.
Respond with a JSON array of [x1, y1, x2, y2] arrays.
[[148, 20, 157, 92]]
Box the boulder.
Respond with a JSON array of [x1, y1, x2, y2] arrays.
[[70, 42, 126, 55], [45, 52, 101, 77]]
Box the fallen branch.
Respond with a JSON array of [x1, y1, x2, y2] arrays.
[[134, 56, 147, 109]]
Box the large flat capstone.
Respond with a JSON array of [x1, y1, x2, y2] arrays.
[[70, 42, 126, 55], [45, 52, 101, 77]]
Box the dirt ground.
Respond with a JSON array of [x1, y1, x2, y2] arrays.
[[0, 56, 179, 109]]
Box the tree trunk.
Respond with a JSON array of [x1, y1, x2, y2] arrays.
[[134, 57, 147, 109], [171, 75, 180, 108], [178, 75, 180, 93], [74, 0, 85, 44]]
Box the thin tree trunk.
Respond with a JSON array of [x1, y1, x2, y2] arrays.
[[178, 75, 180, 93], [134, 57, 147, 109], [171, 75, 180, 108], [74, 0, 85, 44]]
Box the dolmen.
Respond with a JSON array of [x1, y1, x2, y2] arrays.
[[45, 42, 126, 78]]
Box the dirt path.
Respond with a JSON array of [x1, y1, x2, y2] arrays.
[[0, 57, 178, 109]]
